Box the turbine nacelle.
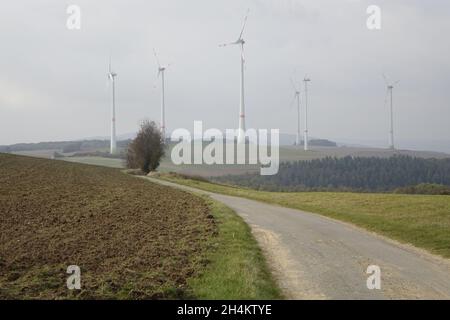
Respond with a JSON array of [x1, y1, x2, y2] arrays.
[[157, 67, 166, 78], [233, 38, 245, 46], [108, 72, 117, 80], [219, 38, 245, 48], [383, 73, 399, 89]]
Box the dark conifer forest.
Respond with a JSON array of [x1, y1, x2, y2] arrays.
[[213, 156, 450, 193]]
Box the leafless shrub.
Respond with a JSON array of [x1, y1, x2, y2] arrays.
[[126, 120, 165, 174]]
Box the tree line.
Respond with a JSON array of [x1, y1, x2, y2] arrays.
[[213, 156, 450, 193]]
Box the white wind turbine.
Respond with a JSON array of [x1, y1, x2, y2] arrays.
[[383, 74, 400, 150], [290, 77, 301, 146], [107, 57, 118, 154], [303, 76, 311, 151], [153, 49, 170, 140], [220, 9, 250, 144]]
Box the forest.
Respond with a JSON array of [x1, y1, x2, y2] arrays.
[[213, 156, 450, 193]]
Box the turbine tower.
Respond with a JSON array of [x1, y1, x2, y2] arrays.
[[383, 74, 400, 150], [220, 9, 250, 144], [107, 58, 117, 154], [153, 49, 170, 140], [303, 77, 311, 151], [290, 77, 301, 146]]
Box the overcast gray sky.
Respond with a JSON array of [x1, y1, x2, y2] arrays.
[[1, 0, 449, 151]]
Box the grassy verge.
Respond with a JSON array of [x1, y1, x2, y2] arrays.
[[157, 173, 450, 259], [188, 196, 282, 299]]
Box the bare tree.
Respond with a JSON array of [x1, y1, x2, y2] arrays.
[[126, 120, 165, 174]]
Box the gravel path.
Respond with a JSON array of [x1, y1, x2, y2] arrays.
[[148, 178, 450, 300]]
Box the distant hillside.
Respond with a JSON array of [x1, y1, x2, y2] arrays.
[[299, 139, 337, 147], [278, 134, 337, 146], [0, 139, 130, 153]]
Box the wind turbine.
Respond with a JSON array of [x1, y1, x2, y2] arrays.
[[303, 77, 311, 151], [220, 9, 250, 144], [383, 74, 400, 150], [290, 77, 301, 146], [107, 57, 117, 154], [153, 49, 170, 140]]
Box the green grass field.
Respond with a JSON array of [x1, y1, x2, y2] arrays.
[[188, 197, 282, 299], [158, 174, 450, 259]]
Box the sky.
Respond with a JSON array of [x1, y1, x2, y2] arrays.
[[0, 0, 449, 151]]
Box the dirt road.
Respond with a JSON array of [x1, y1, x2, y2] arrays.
[[147, 178, 450, 299]]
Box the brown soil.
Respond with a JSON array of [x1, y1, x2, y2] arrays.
[[0, 153, 215, 299]]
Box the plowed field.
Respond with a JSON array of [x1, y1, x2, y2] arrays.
[[0, 153, 215, 299]]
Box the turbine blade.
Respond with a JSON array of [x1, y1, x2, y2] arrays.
[[289, 93, 297, 108], [382, 73, 389, 86], [384, 87, 390, 107], [219, 41, 238, 47], [290, 77, 298, 92], [153, 70, 160, 89], [238, 9, 250, 40], [153, 48, 161, 68]]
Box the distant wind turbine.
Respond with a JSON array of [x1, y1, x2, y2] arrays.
[[107, 57, 117, 154], [290, 77, 301, 146], [303, 76, 311, 151], [383, 74, 400, 150], [153, 49, 170, 139], [220, 9, 250, 144]]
